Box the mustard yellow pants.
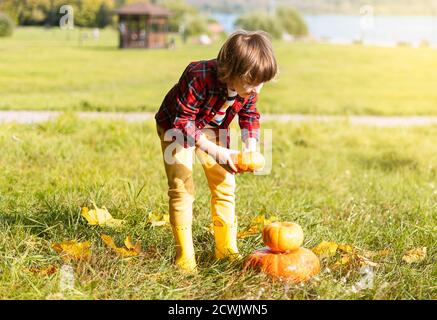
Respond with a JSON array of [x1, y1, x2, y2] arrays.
[[156, 123, 238, 262]]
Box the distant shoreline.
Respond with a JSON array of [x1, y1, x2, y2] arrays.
[[209, 11, 437, 17], [211, 13, 437, 46]]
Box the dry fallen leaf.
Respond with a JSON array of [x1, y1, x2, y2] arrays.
[[52, 240, 91, 262], [312, 241, 380, 269], [237, 215, 279, 238], [312, 241, 339, 258], [101, 234, 142, 257], [333, 253, 379, 269], [124, 235, 142, 253], [148, 212, 170, 227], [402, 247, 427, 264], [252, 215, 279, 226], [360, 248, 391, 258], [81, 203, 125, 228], [26, 265, 58, 276], [237, 225, 260, 238], [338, 244, 354, 253]]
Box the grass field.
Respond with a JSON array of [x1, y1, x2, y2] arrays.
[[0, 115, 435, 299], [1, 27, 437, 115]]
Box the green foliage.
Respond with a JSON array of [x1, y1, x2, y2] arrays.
[[0, 0, 55, 26], [0, 12, 14, 37], [235, 8, 308, 39], [162, 0, 198, 33], [96, 3, 113, 29], [276, 7, 308, 37], [235, 12, 283, 39], [162, 0, 209, 40], [0, 0, 115, 27], [67, 0, 102, 28], [184, 15, 208, 37]]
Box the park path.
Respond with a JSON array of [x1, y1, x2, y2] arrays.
[[1, 110, 437, 127]]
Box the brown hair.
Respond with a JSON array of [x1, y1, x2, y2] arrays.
[[217, 30, 278, 85]]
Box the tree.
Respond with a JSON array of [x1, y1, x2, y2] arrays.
[[96, 2, 113, 28], [235, 11, 283, 39], [183, 14, 208, 37], [162, 0, 198, 33], [235, 7, 308, 39], [276, 7, 308, 37], [0, 0, 117, 27], [0, 0, 50, 25], [0, 12, 15, 37]]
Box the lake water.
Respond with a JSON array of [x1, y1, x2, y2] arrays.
[[211, 13, 437, 46]]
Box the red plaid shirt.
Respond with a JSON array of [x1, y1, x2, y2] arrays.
[[155, 59, 260, 148]]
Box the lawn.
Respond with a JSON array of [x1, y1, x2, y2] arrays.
[[1, 27, 437, 115], [0, 115, 435, 299]]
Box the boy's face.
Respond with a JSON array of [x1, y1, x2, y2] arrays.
[[228, 78, 264, 99]]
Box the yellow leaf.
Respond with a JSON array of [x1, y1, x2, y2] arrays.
[[312, 241, 383, 270], [101, 234, 141, 257], [252, 215, 279, 226], [26, 265, 58, 276], [338, 244, 354, 253], [402, 247, 427, 264], [237, 215, 279, 239], [264, 215, 279, 225], [81, 203, 125, 228], [124, 236, 134, 249], [148, 212, 169, 227], [100, 234, 117, 249], [253, 215, 266, 225], [52, 240, 91, 261], [124, 236, 142, 253], [237, 225, 259, 238], [81, 207, 94, 223], [333, 253, 378, 269], [312, 241, 339, 258], [337, 254, 351, 266]]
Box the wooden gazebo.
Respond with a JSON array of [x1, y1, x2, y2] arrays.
[[114, 3, 172, 49]]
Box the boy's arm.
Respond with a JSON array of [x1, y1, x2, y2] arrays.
[[171, 69, 206, 147], [195, 134, 239, 174], [238, 93, 260, 151]]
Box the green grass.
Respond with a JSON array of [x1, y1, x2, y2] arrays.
[[0, 114, 435, 299], [1, 27, 437, 115]]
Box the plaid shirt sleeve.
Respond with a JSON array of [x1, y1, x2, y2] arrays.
[[171, 66, 206, 147], [238, 93, 260, 142]]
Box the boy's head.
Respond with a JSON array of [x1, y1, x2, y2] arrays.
[[217, 30, 278, 98]]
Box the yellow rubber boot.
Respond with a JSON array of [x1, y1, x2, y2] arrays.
[[171, 225, 197, 273], [213, 216, 241, 260]]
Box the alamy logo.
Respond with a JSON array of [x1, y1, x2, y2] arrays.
[[360, 5, 374, 31], [60, 5, 74, 30], [161, 128, 273, 176]]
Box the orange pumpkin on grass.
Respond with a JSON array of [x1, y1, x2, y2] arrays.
[[244, 247, 320, 282], [263, 222, 304, 253], [233, 151, 265, 172]]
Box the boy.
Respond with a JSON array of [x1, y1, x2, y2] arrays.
[[155, 30, 277, 272]]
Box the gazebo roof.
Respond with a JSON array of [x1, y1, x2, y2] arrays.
[[113, 3, 172, 16]]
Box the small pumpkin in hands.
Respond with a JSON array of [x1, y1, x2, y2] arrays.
[[233, 151, 265, 172], [263, 222, 304, 253], [244, 247, 320, 282]]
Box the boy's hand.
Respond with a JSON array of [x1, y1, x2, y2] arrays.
[[216, 147, 239, 174], [195, 134, 239, 174]]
